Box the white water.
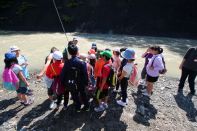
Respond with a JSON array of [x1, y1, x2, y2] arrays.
[[0, 31, 197, 79]]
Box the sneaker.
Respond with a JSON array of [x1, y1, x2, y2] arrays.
[[49, 101, 55, 109], [117, 100, 127, 107], [54, 105, 60, 111], [23, 100, 33, 106], [61, 100, 64, 105], [94, 105, 105, 112], [102, 102, 108, 109], [113, 89, 119, 93], [126, 98, 128, 105], [76, 109, 81, 113]]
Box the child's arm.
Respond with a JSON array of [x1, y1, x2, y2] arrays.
[[18, 71, 29, 86], [118, 70, 127, 80], [37, 54, 53, 79], [100, 78, 107, 91], [141, 52, 148, 58]]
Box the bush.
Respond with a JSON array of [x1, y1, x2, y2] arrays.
[[62, 15, 73, 24], [16, 2, 35, 16], [66, 0, 78, 8], [0, 0, 14, 9]]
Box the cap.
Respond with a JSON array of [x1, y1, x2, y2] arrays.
[[100, 50, 112, 58], [79, 53, 88, 59], [113, 48, 120, 52], [10, 46, 20, 52], [88, 54, 96, 59], [91, 43, 97, 48], [53, 51, 63, 60], [121, 48, 135, 60], [5, 52, 16, 60]]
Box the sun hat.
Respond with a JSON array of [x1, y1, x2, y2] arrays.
[[100, 50, 112, 58], [88, 49, 96, 54], [113, 48, 120, 52], [121, 48, 135, 60], [5, 52, 16, 60], [53, 51, 63, 60], [10, 46, 20, 52], [79, 53, 88, 59], [88, 54, 96, 59]]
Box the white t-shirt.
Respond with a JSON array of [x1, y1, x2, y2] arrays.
[[12, 64, 23, 75], [17, 55, 27, 68], [123, 62, 133, 78]]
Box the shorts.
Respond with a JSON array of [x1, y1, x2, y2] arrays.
[[95, 88, 109, 100], [16, 87, 28, 94], [146, 74, 159, 83], [48, 87, 53, 96]]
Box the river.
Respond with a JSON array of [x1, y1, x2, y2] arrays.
[[0, 31, 197, 79]]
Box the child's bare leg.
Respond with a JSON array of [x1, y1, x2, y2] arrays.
[[21, 94, 28, 103], [146, 81, 153, 95]]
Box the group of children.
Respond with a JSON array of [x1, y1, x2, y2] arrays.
[[2, 38, 167, 113]]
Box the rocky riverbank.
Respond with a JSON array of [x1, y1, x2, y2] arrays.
[[0, 73, 197, 131]]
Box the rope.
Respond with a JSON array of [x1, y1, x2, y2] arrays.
[[52, 0, 69, 42]]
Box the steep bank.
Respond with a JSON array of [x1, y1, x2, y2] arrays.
[[0, 0, 197, 38]]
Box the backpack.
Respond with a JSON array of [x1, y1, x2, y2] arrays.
[[50, 65, 65, 95], [129, 64, 138, 86], [51, 76, 65, 95], [2, 65, 19, 91], [65, 66, 80, 92], [103, 64, 117, 87], [151, 55, 167, 74]]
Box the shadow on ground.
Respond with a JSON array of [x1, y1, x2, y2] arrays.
[[0, 105, 25, 126], [28, 90, 127, 131], [0, 97, 18, 110], [174, 93, 197, 122], [132, 92, 157, 126], [17, 99, 51, 130]]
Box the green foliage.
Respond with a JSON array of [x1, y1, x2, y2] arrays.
[[0, 17, 8, 24], [16, 2, 35, 16], [66, 0, 79, 8], [62, 15, 73, 24], [0, 0, 14, 9]]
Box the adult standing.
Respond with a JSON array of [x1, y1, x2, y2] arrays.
[[178, 47, 197, 95], [61, 44, 89, 112], [10, 46, 30, 79]]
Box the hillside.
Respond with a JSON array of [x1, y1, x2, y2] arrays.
[[0, 0, 197, 38]]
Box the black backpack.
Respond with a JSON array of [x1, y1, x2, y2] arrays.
[[65, 66, 80, 92], [103, 64, 117, 87]]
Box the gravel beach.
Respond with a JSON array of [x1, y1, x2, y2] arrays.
[[0, 73, 197, 131]]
